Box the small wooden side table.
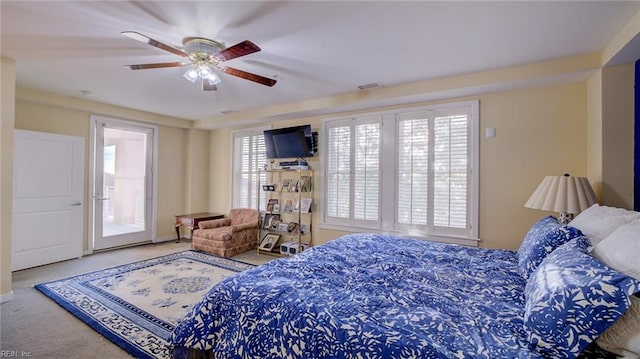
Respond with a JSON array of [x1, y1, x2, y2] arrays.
[[175, 212, 225, 243]]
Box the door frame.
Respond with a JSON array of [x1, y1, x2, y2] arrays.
[[87, 115, 158, 253]]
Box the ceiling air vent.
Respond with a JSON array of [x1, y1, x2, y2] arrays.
[[357, 83, 383, 91]]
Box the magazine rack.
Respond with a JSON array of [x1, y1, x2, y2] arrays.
[[257, 167, 313, 256]]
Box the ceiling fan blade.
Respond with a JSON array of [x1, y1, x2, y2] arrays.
[[222, 67, 277, 87], [214, 40, 261, 62], [121, 31, 187, 57], [124, 62, 187, 70]]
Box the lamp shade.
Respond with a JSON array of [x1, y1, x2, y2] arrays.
[[524, 175, 597, 214]]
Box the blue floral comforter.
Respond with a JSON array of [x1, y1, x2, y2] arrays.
[[169, 233, 548, 358]]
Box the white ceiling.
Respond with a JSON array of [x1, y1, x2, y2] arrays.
[[2, 1, 639, 128]]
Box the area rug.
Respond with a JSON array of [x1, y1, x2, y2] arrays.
[[35, 250, 256, 359]]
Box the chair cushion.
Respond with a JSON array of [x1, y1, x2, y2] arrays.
[[194, 226, 233, 241], [229, 208, 258, 225], [232, 221, 259, 232], [199, 217, 231, 229]]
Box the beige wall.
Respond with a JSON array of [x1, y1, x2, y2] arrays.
[[208, 129, 233, 213], [587, 70, 603, 197], [478, 82, 587, 249], [601, 62, 635, 208], [184, 129, 211, 213], [586, 62, 636, 211], [208, 81, 588, 250], [156, 126, 187, 236], [13, 91, 207, 251], [1, 57, 16, 301]]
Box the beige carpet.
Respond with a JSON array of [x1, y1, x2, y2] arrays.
[[0, 240, 271, 358]]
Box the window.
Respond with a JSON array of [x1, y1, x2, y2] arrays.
[[322, 101, 478, 243], [232, 128, 267, 210]]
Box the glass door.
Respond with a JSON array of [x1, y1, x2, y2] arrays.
[[91, 117, 156, 250]]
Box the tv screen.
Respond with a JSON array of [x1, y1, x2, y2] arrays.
[[264, 125, 315, 159]]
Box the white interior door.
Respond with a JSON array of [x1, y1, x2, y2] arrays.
[[91, 117, 156, 250], [12, 130, 84, 271]]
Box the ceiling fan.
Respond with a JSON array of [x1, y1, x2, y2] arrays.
[[122, 31, 277, 91]]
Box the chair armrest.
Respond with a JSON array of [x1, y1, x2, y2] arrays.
[[232, 221, 259, 232], [199, 217, 231, 229]]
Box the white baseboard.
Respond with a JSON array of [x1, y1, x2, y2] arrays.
[[154, 235, 179, 243], [84, 236, 183, 255], [0, 291, 15, 303]]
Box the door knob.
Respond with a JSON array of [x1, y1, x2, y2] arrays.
[[71, 201, 82, 206]]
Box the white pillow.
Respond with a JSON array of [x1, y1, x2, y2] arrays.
[[569, 204, 640, 245], [592, 224, 640, 280], [592, 224, 640, 357], [596, 295, 640, 357]]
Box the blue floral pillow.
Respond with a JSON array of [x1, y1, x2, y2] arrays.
[[524, 237, 640, 359], [517, 216, 583, 279]]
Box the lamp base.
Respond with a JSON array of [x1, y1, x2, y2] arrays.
[[558, 212, 574, 224]]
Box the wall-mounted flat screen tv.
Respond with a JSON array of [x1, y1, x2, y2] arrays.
[[264, 125, 317, 159]]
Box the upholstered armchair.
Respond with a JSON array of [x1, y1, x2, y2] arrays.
[[192, 208, 259, 258]]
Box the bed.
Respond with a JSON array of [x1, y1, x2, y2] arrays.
[[169, 205, 640, 359]]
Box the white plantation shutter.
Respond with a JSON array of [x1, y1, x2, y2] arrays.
[[397, 108, 471, 236], [326, 124, 351, 219], [354, 123, 380, 222], [325, 118, 381, 225], [323, 101, 477, 242], [397, 113, 430, 226], [232, 128, 267, 210], [433, 112, 468, 230]]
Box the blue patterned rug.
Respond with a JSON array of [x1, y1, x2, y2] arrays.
[[35, 250, 256, 359]]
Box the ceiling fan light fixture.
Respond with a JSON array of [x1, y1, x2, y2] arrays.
[[203, 77, 218, 87], [198, 65, 211, 76], [204, 71, 221, 85], [183, 63, 221, 86], [183, 68, 199, 83]]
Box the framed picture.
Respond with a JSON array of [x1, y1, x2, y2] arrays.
[[266, 198, 279, 212], [262, 184, 275, 191], [277, 222, 289, 232], [283, 199, 294, 213], [298, 176, 311, 192], [287, 221, 299, 233], [299, 198, 312, 213], [259, 233, 280, 251], [269, 218, 281, 231], [280, 179, 291, 192], [262, 213, 280, 229], [272, 203, 280, 213]]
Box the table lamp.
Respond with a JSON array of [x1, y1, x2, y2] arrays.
[[524, 173, 597, 224]]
